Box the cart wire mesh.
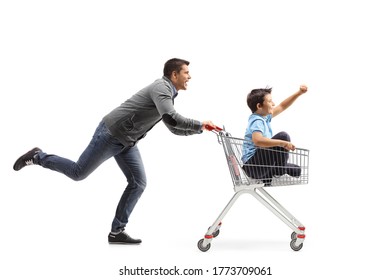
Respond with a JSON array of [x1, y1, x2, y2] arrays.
[[216, 131, 309, 187]]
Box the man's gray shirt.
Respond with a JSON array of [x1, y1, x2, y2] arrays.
[[103, 76, 202, 147]]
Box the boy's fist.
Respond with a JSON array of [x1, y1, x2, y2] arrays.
[[299, 85, 308, 93]]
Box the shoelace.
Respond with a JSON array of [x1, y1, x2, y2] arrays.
[[25, 159, 34, 166]]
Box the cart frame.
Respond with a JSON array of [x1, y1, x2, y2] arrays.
[[197, 126, 309, 252]]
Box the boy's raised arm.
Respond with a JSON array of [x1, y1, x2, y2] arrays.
[[272, 85, 308, 117]]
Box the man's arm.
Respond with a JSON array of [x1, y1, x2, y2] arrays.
[[272, 85, 308, 118], [151, 83, 203, 134]]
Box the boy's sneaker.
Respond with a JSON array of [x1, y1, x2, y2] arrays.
[[13, 147, 42, 171], [108, 231, 142, 244], [262, 178, 272, 187]]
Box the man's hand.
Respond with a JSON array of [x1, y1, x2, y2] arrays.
[[201, 120, 216, 131]]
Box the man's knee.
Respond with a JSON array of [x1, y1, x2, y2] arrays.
[[71, 172, 89, 181]]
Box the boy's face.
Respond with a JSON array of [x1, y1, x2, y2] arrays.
[[257, 93, 275, 115]]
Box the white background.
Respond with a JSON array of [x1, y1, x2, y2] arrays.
[[1, 0, 389, 279]]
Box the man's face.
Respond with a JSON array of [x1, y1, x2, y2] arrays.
[[171, 64, 191, 91]]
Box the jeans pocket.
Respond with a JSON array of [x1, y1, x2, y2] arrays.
[[100, 123, 123, 148]]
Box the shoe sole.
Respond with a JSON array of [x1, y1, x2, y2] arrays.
[[108, 241, 141, 245]]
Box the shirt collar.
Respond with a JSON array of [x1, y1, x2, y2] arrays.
[[163, 76, 178, 100]]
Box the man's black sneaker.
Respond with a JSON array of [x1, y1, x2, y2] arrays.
[[108, 231, 142, 244], [13, 147, 42, 171]]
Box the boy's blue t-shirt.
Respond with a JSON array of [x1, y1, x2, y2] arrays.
[[242, 114, 273, 163]]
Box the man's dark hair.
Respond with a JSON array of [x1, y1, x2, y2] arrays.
[[247, 87, 272, 113], [163, 58, 190, 78]]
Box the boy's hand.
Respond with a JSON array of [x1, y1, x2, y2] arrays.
[[283, 141, 296, 151], [299, 85, 308, 94]]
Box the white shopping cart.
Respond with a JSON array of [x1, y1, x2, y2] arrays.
[[197, 126, 309, 252]]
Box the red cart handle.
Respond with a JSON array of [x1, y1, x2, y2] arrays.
[[205, 124, 223, 132]]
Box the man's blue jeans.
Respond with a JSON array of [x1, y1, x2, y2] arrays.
[[37, 121, 147, 233]]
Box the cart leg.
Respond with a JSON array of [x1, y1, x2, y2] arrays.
[[198, 190, 247, 252], [250, 188, 305, 240]]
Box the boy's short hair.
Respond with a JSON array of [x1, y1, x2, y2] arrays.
[[247, 87, 272, 113], [163, 58, 190, 78]]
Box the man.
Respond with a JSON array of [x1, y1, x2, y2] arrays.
[[13, 58, 215, 244]]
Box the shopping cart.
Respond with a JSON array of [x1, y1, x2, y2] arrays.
[[197, 125, 309, 252]]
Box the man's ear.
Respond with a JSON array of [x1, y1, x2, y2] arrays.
[[170, 71, 178, 81], [256, 103, 262, 110]]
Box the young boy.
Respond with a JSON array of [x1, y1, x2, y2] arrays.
[[242, 85, 308, 185]]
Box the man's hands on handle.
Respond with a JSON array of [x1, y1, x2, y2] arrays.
[[202, 121, 216, 131]]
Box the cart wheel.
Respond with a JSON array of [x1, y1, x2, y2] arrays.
[[290, 239, 303, 251], [291, 232, 297, 240], [197, 239, 211, 252]]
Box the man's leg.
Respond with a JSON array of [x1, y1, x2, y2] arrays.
[[14, 121, 124, 180], [38, 122, 124, 180], [108, 145, 146, 244]]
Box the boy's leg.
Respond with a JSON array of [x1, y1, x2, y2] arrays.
[[271, 131, 290, 176], [110, 145, 147, 236], [243, 148, 274, 183], [36, 121, 123, 180], [271, 132, 301, 177]]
